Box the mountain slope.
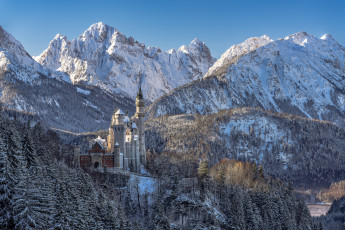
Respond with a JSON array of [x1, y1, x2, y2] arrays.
[[319, 196, 345, 230], [35, 22, 215, 101], [146, 32, 345, 127], [146, 108, 345, 188], [0, 26, 134, 132]]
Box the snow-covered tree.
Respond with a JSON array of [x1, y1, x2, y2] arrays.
[[198, 158, 210, 200], [22, 122, 37, 169], [0, 135, 13, 229]]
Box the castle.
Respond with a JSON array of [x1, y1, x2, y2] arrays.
[[74, 88, 146, 173]]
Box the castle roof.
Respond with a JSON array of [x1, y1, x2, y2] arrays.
[[136, 86, 143, 100], [90, 136, 107, 150], [115, 109, 125, 115], [131, 122, 138, 129], [124, 116, 130, 123]]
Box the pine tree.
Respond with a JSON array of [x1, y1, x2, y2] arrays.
[[5, 122, 22, 174], [153, 194, 170, 230], [22, 122, 37, 169], [219, 191, 232, 227], [198, 159, 210, 200], [230, 188, 246, 229], [296, 200, 313, 230], [13, 167, 38, 229], [53, 183, 71, 229], [32, 122, 44, 157], [13, 163, 55, 230], [0, 135, 13, 229], [244, 194, 259, 230], [142, 193, 150, 227]]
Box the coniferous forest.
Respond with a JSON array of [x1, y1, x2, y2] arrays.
[[0, 107, 325, 229]]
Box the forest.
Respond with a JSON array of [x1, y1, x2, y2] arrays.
[[146, 108, 345, 189], [0, 106, 325, 229]]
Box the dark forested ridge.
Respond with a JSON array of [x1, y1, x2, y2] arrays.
[[0, 106, 323, 229], [0, 107, 130, 229], [317, 196, 345, 230], [146, 108, 345, 189]]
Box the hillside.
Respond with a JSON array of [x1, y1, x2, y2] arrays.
[[145, 107, 345, 188], [0, 106, 321, 229], [318, 196, 345, 230]]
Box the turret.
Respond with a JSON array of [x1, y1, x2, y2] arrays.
[[135, 87, 146, 168], [112, 109, 126, 158], [73, 143, 80, 168], [136, 87, 145, 113], [114, 143, 123, 169], [114, 109, 125, 125]]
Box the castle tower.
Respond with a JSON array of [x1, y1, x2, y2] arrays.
[[112, 109, 126, 167], [135, 87, 146, 167], [107, 109, 117, 153], [107, 125, 114, 152], [114, 143, 123, 169], [129, 129, 136, 172], [73, 143, 80, 168]]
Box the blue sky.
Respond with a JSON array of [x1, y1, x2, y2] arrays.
[[1, 0, 344, 58]]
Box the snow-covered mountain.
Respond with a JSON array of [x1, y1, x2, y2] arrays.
[[0, 26, 50, 82], [147, 32, 345, 127], [0, 26, 135, 132], [35, 22, 215, 101]]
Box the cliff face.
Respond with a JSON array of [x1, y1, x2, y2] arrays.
[[35, 22, 215, 102]]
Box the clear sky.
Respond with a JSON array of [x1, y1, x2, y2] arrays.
[[1, 0, 344, 58]]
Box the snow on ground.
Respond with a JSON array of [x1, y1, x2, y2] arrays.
[[218, 114, 293, 166], [128, 174, 157, 204], [83, 99, 99, 110], [77, 87, 91, 95], [307, 204, 331, 217]]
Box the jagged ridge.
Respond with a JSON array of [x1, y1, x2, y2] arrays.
[[147, 32, 345, 128], [35, 22, 216, 101]]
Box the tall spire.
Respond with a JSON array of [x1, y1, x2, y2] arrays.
[[136, 86, 143, 100]]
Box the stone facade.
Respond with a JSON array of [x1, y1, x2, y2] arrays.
[[76, 88, 146, 173]]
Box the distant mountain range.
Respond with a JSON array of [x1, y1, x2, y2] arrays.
[[1, 23, 345, 132], [147, 32, 345, 128], [0, 23, 214, 132], [34, 22, 215, 102]]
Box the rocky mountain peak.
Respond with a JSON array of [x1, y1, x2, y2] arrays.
[[35, 23, 215, 101], [147, 31, 345, 129], [191, 37, 202, 45], [178, 38, 214, 64], [205, 35, 273, 77], [284, 31, 317, 46], [53, 33, 67, 40], [79, 22, 118, 43], [0, 26, 36, 67], [320, 33, 334, 41]]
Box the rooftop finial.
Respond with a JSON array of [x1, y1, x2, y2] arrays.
[[136, 86, 143, 100]]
